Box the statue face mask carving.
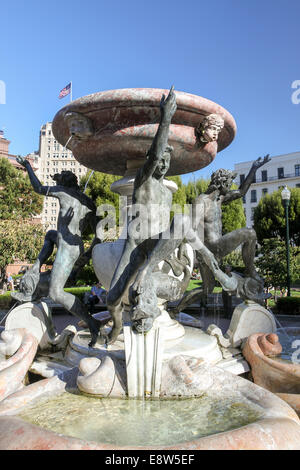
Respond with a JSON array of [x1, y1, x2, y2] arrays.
[[202, 124, 221, 142], [65, 112, 94, 140], [195, 113, 224, 144]]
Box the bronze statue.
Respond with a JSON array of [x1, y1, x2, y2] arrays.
[[106, 86, 177, 344], [16, 157, 101, 346]]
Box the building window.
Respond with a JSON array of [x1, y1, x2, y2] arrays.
[[240, 174, 245, 185], [262, 188, 268, 196], [261, 170, 267, 182], [250, 190, 257, 203], [296, 184, 300, 188], [295, 164, 300, 177], [251, 208, 255, 220], [278, 167, 284, 179]]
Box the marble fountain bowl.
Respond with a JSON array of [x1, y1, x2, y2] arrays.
[[243, 330, 300, 418], [0, 328, 300, 450], [52, 88, 237, 176]]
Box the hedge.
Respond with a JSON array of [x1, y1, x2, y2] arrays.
[[0, 287, 92, 309], [276, 297, 300, 315], [0, 292, 13, 309]]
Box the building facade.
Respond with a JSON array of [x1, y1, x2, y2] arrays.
[[0, 131, 39, 172], [234, 152, 300, 227], [38, 122, 88, 230]]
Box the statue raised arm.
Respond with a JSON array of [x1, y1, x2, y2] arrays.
[[223, 154, 271, 203], [16, 156, 53, 196], [134, 86, 177, 187]]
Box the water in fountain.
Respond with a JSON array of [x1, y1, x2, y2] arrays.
[[275, 327, 300, 363], [268, 308, 291, 340], [19, 391, 263, 447], [64, 135, 73, 148], [83, 170, 94, 193]]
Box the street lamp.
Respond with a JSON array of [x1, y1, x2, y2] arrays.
[[281, 186, 291, 297]]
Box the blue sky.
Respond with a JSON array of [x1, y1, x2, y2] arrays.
[[1, 0, 299, 183]]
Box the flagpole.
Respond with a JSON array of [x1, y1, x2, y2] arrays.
[[70, 81, 72, 102]]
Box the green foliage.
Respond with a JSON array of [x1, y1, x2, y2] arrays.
[[0, 291, 12, 309], [0, 219, 45, 281], [222, 185, 246, 234], [80, 170, 120, 222], [276, 297, 300, 315], [167, 175, 187, 211], [220, 249, 245, 273], [74, 260, 98, 287], [166, 176, 187, 221], [255, 238, 300, 289], [253, 187, 300, 245], [0, 157, 43, 220], [185, 178, 209, 205], [0, 287, 92, 307], [63, 286, 92, 301]]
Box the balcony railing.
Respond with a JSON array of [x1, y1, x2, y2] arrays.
[[238, 172, 300, 184]]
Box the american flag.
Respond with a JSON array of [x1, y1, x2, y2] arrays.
[[58, 82, 71, 99]]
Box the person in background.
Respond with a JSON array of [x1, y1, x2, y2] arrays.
[[7, 273, 14, 291], [88, 282, 106, 315]]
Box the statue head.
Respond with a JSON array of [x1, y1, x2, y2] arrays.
[[152, 144, 174, 178], [52, 171, 79, 189], [19, 273, 35, 297], [195, 113, 224, 144], [207, 168, 237, 194], [65, 111, 94, 140]]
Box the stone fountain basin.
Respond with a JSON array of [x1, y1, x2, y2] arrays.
[[1, 361, 300, 450], [243, 330, 300, 416], [52, 88, 236, 175]]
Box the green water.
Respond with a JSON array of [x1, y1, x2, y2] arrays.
[[19, 392, 263, 446]]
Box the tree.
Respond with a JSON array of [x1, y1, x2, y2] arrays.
[[0, 220, 45, 287], [0, 157, 43, 220], [255, 238, 300, 289], [253, 188, 300, 245], [222, 184, 246, 234], [167, 175, 187, 208], [185, 178, 209, 205], [80, 170, 120, 226]]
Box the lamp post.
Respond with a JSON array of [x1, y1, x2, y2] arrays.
[[281, 186, 291, 297]]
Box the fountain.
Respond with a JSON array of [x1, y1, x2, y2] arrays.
[[1, 88, 300, 450]]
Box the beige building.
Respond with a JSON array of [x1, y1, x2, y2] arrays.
[[0, 131, 39, 172], [38, 122, 88, 230], [234, 152, 300, 227]]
